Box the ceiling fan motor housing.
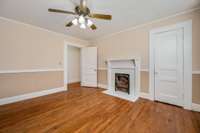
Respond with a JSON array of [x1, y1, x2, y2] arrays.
[[75, 6, 90, 16]]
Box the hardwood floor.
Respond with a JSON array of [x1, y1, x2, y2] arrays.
[[0, 86, 199, 133]]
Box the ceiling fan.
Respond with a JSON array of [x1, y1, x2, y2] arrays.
[[48, 0, 112, 30]]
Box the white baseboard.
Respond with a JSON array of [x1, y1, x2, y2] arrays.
[[68, 80, 81, 84], [192, 103, 200, 112], [0, 87, 66, 106], [98, 84, 107, 89], [139, 92, 152, 100], [139, 94, 200, 112]]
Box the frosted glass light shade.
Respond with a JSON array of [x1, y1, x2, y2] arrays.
[[80, 23, 86, 29], [78, 15, 85, 24], [72, 19, 78, 25], [87, 19, 93, 27]]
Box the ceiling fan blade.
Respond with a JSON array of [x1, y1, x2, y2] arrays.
[[90, 24, 97, 30], [48, 8, 76, 15], [89, 13, 112, 20], [65, 21, 73, 27]]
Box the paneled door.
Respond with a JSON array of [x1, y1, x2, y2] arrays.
[[81, 47, 97, 87], [154, 28, 184, 106]]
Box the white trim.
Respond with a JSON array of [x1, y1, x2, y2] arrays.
[[141, 69, 149, 72], [107, 57, 141, 62], [0, 69, 63, 74], [0, 16, 88, 44], [96, 7, 200, 41], [64, 40, 85, 48], [192, 71, 200, 74], [98, 84, 107, 89], [149, 20, 192, 110], [1, 68, 197, 74], [0, 87, 65, 106], [98, 67, 149, 72], [192, 103, 200, 112], [68, 79, 81, 84], [139, 92, 152, 100]]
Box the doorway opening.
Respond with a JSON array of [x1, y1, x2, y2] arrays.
[[67, 45, 81, 88], [64, 41, 84, 90]]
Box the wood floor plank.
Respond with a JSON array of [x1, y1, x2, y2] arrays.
[[0, 86, 199, 133]]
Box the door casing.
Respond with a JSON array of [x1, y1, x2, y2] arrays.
[[149, 20, 192, 110]]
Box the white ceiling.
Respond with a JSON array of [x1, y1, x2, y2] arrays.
[[0, 0, 200, 41]]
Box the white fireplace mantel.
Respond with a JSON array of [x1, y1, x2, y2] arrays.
[[103, 58, 141, 102]]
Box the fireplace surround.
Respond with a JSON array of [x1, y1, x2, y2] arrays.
[[103, 58, 140, 102]]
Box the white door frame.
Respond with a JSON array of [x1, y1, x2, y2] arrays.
[[64, 41, 85, 90], [149, 20, 192, 110]]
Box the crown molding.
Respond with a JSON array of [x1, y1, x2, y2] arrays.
[[95, 7, 200, 41], [0, 16, 88, 44]]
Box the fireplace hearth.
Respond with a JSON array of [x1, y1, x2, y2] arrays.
[[115, 73, 130, 94]]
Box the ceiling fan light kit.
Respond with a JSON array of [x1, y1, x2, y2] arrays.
[[72, 18, 78, 25], [48, 0, 112, 30], [80, 23, 86, 29], [78, 15, 85, 24], [71, 16, 93, 29], [87, 19, 93, 27]]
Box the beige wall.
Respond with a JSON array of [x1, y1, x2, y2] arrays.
[[140, 71, 149, 93], [193, 74, 200, 104], [0, 17, 88, 98], [95, 9, 200, 70], [98, 70, 107, 85], [0, 71, 63, 98], [95, 9, 200, 104], [0, 17, 88, 70], [67, 46, 81, 83]]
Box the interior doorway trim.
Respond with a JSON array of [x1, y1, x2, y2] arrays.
[[64, 41, 85, 90], [149, 20, 192, 110]]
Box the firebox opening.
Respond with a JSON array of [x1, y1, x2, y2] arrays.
[[115, 73, 130, 94]]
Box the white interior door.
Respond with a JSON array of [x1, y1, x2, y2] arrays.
[[154, 28, 184, 106], [81, 47, 97, 87]]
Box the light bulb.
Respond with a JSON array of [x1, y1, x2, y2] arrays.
[[72, 18, 78, 25], [78, 15, 85, 24], [80, 23, 86, 29], [87, 19, 93, 27]]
